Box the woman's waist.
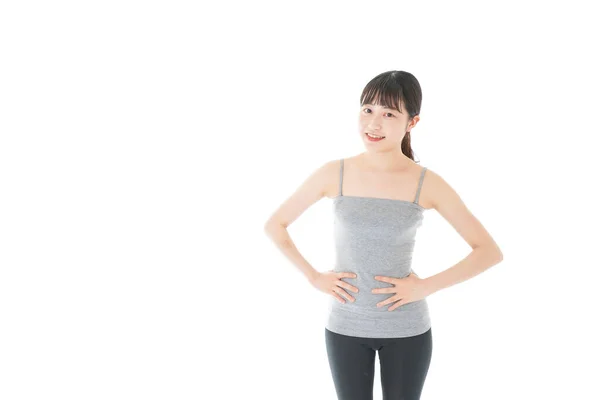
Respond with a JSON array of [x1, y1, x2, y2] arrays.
[[332, 264, 414, 285], [329, 297, 430, 319], [333, 262, 414, 273]]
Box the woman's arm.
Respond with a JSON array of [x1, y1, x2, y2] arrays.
[[421, 169, 504, 295], [264, 160, 337, 284]]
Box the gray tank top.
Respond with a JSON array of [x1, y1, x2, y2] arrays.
[[325, 158, 432, 338]]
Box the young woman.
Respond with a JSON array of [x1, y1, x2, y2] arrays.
[[264, 70, 503, 400]]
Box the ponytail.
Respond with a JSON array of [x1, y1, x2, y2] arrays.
[[401, 131, 418, 163]]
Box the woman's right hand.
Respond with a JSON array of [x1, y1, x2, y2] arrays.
[[310, 270, 359, 304]]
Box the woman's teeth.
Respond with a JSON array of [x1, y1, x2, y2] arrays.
[[366, 132, 385, 141]]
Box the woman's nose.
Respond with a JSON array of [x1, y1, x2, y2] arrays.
[[367, 116, 383, 129]]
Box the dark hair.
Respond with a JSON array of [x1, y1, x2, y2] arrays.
[[360, 70, 422, 162]]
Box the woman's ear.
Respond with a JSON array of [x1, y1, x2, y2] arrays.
[[409, 115, 420, 130]]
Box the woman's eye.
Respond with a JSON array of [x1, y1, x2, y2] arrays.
[[363, 108, 394, 117], [362, 108, 394, 118]]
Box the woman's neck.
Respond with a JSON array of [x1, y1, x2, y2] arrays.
[[358, 151, 414, 173]]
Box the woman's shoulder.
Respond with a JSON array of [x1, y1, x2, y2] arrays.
[[312, 157, 353, 200], [417, 166, 460, 210]]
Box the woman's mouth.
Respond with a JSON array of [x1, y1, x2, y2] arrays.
[[365, 132, 385, 142]]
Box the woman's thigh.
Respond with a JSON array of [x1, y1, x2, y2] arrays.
[[378, 328, 433, 400], [325, 328, 376, 400]]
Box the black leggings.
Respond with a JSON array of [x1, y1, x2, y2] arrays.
[[325, 327, 433, 400]]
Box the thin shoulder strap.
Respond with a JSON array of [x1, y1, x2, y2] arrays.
[[414, 167, 427, 204], [338, 158, 344, 196]]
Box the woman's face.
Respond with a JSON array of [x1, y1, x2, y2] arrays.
[[358, 101, 419, 148]]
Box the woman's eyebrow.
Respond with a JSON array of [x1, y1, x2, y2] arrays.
[[364, 104, 402, 113]]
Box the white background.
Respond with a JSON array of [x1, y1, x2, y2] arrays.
[[1, 1, 599, 399]]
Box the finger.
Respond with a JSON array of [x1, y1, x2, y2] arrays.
[[371, 287, 396, 294], [388, 299, 407, 311], [333, 286, 355, 302], [377, 296, 399, 308], [339, 272, 357, 279], [331, 292, 346, 304], [374, 276, 392, 282], [335, 280, 359, 293]]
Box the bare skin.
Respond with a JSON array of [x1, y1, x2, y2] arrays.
[[264, 100, 503, 308]]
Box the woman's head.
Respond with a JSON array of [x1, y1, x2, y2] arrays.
[[358, 70, 422, 161]]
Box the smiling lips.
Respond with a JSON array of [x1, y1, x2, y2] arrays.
[[366, 132, 385, 141]]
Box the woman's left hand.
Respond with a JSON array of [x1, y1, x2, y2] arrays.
[[372, 272, 432, 311]]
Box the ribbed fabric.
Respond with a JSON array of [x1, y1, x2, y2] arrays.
[[325, 158, 432, 338]]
